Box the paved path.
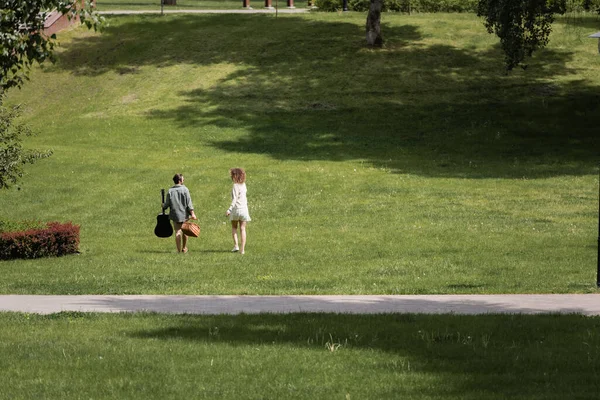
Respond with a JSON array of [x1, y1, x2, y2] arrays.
[[1, 294, 599, 315], [98, 8, 310, 15]]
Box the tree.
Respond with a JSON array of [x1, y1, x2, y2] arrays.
[[1, 0, 103, 91], [365, 0, 567, 71], [0, 0, 102, 188], [366, 0, 383, 47], [0, 100, 52, 189], [477, 0, 566, 71]]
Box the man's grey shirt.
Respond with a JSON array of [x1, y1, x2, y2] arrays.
[[164, 184, 194, 222]]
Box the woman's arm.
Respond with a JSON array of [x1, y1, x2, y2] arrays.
[[227, 185, 238, 213]]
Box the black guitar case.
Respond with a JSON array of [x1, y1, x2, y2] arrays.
[[155, 189, 173, 238]]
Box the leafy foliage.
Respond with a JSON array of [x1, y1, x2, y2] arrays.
[[394, 0, 476, 12], [0, 1, 101, 189], [477, 0, 566, 71], [0, 221, 80, 260], [316, 0, 480, 12], [0, 0, 103, 91], [564, 0, 600, 12], [317, 0, 595, 12], [0, 96, 53, 189]]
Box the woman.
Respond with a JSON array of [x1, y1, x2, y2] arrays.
[[226, 168, 251, 255]]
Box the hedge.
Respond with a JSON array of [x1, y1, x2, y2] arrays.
[[314, 0, 600, 13], [0, 221, 80, 260]]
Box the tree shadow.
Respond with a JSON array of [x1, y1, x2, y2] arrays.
[[52, 14, 600, 178], [124, 311, 600, 398], [54, 14, 369, 76]]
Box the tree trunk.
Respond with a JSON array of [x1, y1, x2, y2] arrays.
[[366, 0, 383, 47]]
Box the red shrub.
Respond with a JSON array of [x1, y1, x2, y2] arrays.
[[0, 222, 80, 260]]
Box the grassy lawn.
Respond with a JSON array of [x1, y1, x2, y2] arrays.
[[0, 312, 599, 399], [1, 12, 599, 294], [95, 0, 312, 11]]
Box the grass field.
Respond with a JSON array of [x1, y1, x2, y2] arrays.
[[1, 312, 599, 399], [1, 12, 599, 294]]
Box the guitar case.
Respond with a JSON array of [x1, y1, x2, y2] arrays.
[[155, 188, 174, 238]]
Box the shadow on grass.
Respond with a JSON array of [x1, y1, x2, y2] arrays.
[[125, 312, 600, 397], [53, 14, 600, 178]]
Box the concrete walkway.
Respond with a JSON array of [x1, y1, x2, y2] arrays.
[[1, 294, 599, 315]]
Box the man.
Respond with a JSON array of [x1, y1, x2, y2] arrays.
[[163, 174, 197, 253]]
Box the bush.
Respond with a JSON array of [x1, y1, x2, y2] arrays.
[[564, 0, 600, 12], [314, 0, 344, 11], [315, 0, 478, 12], [347, 0, 368, 11], [0, 221, 80, 260], [314, 0, 597, 13], [347, 0, 410, 12]]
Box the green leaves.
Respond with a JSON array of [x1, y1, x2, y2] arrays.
[[0, 96, 53, 189], [0, 1, 102, 187], [477, 0, 566, 71], [1, 0, 103, 90]]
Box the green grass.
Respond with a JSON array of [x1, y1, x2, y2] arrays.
[[95, 0, 312, 11], [0, 218, 46, 233], [0, 312, 599, 399], [1, 12, 599, 294]]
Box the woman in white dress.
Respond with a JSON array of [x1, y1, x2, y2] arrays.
[[226, 168, 251, 254]]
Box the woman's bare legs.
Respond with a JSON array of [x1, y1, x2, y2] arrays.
[[231, 220, 239, 251], [239, 221, 247, 254]]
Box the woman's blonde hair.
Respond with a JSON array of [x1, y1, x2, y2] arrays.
[[230, 168, 246, 184]]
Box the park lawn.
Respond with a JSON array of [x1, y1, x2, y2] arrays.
[[0, 312, 599, 399], [1, 12, 599, 294]]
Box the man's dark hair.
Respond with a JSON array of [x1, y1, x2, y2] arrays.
[[173, 174, 184, 184]]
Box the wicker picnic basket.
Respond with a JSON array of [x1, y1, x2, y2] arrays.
[[181, 221, 200, 238]]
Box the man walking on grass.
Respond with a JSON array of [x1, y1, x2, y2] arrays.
[[163, 173, 197, 253]]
